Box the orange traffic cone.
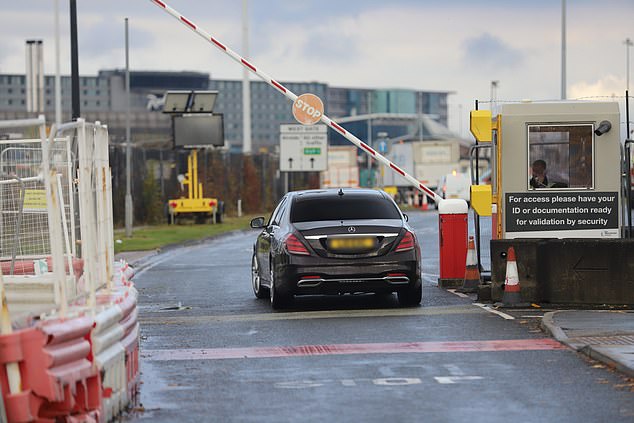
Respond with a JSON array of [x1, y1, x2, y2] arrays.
[[421, 194, 429, 211], [458, 236, 480, 293], [498, 246, 529, 308]]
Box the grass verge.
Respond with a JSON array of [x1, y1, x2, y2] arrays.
[[113, 214, 260, 253]]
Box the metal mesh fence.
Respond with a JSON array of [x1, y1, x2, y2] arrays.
[[0, 142, 49, 260], [0, 138, 75, 262], [0, 116, 119, 321]]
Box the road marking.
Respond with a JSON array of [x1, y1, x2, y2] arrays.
[[275, 380, 325, 389], [374, 378, 422, 386], [473, 303, 515, 320], [273, 375, 484, 389], [434, 376, 484, 384], [143, 338, 566, 361], [447, 289, 469, 298], [443, 364, 465, 376], [139, 304, 481, 325]]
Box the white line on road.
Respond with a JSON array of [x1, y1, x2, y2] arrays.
[[473, 303, 515, 320], [140, 304, 481, 325], [434, 376, 484, 384]]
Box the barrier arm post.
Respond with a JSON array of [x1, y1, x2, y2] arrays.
[[147, 0, 443, 203]]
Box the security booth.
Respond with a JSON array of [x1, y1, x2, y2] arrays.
[[470, 101, 634, 305]]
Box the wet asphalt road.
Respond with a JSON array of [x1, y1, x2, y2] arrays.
[[130, 210, 634, 422]]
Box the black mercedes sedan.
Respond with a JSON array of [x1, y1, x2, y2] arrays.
[[250, 188, 422, 309]]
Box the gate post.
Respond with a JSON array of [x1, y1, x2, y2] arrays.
[[438, 199, 468, 288]]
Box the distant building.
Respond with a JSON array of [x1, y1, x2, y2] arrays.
[[0, 69, 453, 150]]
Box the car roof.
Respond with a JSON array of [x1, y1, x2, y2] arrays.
[[290, 188, 390, 202]]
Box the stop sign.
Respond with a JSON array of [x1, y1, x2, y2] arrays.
[[292, 93, 324, 125]]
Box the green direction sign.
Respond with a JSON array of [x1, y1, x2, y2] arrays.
[[303, 147, 321, 155]]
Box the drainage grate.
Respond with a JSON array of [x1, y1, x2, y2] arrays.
[[573, 335, 634, 346]]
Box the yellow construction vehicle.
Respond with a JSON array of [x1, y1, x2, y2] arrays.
[[167, 149, 222, 224]]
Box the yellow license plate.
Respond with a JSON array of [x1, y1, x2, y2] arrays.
[[328, 237, 375, 250]]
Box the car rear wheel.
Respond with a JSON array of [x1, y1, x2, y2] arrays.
[[397, 280, 422, 307], [251, 255, 268, 299], [270, 267, 291, 310]]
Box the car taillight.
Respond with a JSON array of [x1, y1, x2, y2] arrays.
[[169, 202, 178, 208], [395, 231, 415, 252], [285, 234, 310, 255]]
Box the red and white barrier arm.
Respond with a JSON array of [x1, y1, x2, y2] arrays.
[[149, 0, 442, 203]]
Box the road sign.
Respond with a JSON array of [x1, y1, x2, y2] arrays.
[[292, 93, 324, 125], [280, 124, 328, 172]]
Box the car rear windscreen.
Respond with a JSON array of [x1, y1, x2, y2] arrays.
[[290, 197, 401, 222]]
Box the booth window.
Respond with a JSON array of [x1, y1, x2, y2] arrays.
[[527, 124, 593, 189]]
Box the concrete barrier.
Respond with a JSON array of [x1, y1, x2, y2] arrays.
[[490, 238, 634, 304]]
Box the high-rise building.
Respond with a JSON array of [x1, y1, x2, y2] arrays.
[[0, 69, 453, 149]]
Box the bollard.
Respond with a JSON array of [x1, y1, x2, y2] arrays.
[[437, 199, 468, 288]]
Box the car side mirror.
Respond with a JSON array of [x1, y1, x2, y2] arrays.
[[403, 213, 409, 222], [250, 216, 265, 228]]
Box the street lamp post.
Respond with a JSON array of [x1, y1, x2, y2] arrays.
[[124, 18, 133, 237], [490, 80, 499, 115], [242, 0, 251, 154], [69, 0, 80, 120], [560, 0, 567, 100], [626, 38, 633, 140], [54, 0, 61, 126], [625, 38, 633, 92]]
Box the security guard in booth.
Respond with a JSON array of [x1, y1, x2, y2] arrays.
[[530, 159, 550, 189], [530, 159, 568, 189]]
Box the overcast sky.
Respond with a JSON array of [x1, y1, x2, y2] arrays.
[[1, 0, 633, 137]]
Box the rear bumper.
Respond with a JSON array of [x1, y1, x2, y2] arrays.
[[275, 252, 420, 296]]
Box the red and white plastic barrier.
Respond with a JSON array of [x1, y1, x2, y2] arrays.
[[148, 0, 443, 203], [0, 315, 101, 422], [0, 260, 140, 423], [92, 283, 139, 422]]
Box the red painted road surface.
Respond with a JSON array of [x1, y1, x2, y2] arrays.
[[143, 338, 567, 361]]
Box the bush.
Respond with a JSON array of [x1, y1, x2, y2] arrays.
[[140, 174, 164, 224]]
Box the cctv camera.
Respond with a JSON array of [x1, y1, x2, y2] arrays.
[[594, 120, 612, 136]]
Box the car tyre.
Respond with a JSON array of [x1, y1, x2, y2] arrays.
[[251, 255, 268, 299], [397, 280, 422, 307], [270, 267, 291, 310]]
